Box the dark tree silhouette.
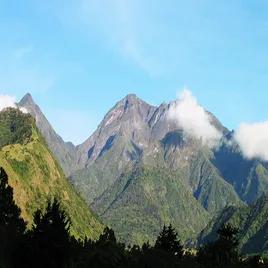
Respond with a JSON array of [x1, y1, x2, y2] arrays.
[[0, 166, 265, 268], [0, 167, 26, 268], [29, 200, 73, 268], [126, 228, 182, 268], [80, 227, 127, 268], [244, 255, 263, 268], [155, 224, 183, 258], [197, 223, 240, 268], [98, 226, 117, 244], [0, 167, 25, 233]]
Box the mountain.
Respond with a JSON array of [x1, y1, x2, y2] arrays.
[[71, 95, 240, 209], [92, 165, 210, 245], [19, 94, 76, 176], [212, 136, 268, 204], [18, 93, 268, 246], [198, 194, 268, 255], [67, 94, 243, 244], [0, 107, 103, 239]]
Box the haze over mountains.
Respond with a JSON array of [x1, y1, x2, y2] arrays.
[[14, 91, 268, 252]]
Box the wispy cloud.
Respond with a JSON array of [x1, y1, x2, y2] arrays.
[[167, 89, 268, 160], [235, 121, 268, 161], [0, 94, 27, 113], [0, 95, 17, 111], [168, 89, 222, 147]]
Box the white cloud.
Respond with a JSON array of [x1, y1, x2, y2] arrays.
[[0, 94, 28, 113], [168, 89, 222, 147], [235, 121, 268, 161], [0, 95, 17, 110], [19, 107, 28, 114]]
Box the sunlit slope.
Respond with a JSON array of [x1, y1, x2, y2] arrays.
[[93, 165, 210, 245], [198, 194, 268, 255], [0, 108, 103, 239]]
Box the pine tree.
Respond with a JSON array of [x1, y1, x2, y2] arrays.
[[155, 224, 183, 258], [30, 200, 72, 268], [197, 223, 240, 268], [0, 167, 25, 233], [0, 167, 26, 267], [78, 227, 126, 268], [98, 227, 117, 244]]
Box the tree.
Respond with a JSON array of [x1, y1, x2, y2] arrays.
[[155, 224, 183, 258], [30, 200, 73, 268], [0, 167, 26, 267], [98, 227, 117, 244], [197, 223, 240, 268], [78, 227, 127, 268], [0, 167, 25, 233]]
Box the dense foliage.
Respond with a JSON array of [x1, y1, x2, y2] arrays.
[[0, 108, 103, 239], [91, 165, 210, 245], [0, 108, 33, 148], [199, 195, 268, 256], [0, 167, 267, 268]]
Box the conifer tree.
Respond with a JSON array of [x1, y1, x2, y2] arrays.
[[30, 200, 72, 268], [0, 167, 25, 233], [0, 167, 26, 267], [197, 223, 240, 268], [155, 224, 183, 258]]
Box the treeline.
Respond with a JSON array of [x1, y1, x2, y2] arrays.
[[0, 167, 266, 268]]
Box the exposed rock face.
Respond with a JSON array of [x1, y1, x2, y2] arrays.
[[19, 93, 268, 245], [75, 94, 157, 168], [67, 94, 242, 244], [19, 94, 76, 176]]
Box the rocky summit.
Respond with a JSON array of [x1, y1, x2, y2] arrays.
[[18, 93, 268, 251]]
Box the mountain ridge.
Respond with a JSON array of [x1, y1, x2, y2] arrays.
[[19, 93, 77, 176], [18, 92, 268, 246], [0, 107, 103, 239]]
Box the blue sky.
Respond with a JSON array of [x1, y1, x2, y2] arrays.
[[1, 0, 268, 144]]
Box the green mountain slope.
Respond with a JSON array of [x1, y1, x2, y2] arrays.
[[19, 93, 77, 176], [159, 131, 243, 214], [0, 108, 103, 239], [198, 194, 268, 255], [92, 165, 210, 245], [18, 93, 268, 250], [68, 97, 242, 245], [212, 138, 268, 204]]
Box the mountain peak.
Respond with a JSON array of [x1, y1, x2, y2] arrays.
[[124, 93, 137, 100], [19, 93, 35, 106], [118, 93, 155, 110], [120, 93, 139, 105]]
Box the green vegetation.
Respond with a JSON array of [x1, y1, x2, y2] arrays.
[[197, 224, 240, 268], [198, 195, 268, 256], [0, 170, 265, 268], [212, 142, 268, 204], [0, 108, 103, 239], [0, 108, 33, 148], [93, 165, 210, 245]]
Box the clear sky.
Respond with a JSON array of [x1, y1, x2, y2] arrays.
[[1, 0, 268, 144]]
